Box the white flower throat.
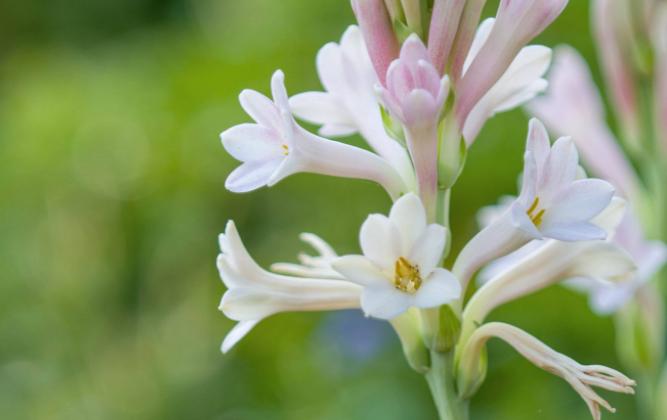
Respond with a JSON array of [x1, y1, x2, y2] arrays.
[[526, 196, 546, 227], [394, 257, 422, 293]]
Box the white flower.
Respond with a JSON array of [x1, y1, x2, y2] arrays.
[[217, 221, 362, 352], [528, 46, 641, 198], [288, 26, 415, 187], [513, 119, 614, 241], [462, 18, 551, 143], [220, 70, 407, 198], [461, 197, 635, 333], [457, 322, 636, 419], [452, 119, 615, 287], [332, 193, 460, 320]]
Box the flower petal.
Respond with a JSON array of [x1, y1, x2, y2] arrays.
[[526, 118, 551, 169], [225, 159, 282, 193], [221, 320, 259, 353], [542, 178, 615, 226], [239, 89, 281, 130], [409, 224, 447, 276], [414, 268, 461, 307], [220, 123, 283, 162], [540, 221, 607, 241], [359, 214, 402, 269], [539, 136, 578, 198], [360, 285, 411, 319], [388, 193, 427, 252], [289, 92, 353, 128], [331, 255, 387, 287]]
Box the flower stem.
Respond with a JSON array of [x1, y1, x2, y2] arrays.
[[425, 350, 469, 420]]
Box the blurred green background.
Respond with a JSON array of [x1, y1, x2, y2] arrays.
[[0, 1, 637, 419]]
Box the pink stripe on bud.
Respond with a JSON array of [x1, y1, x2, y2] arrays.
[[427, 0, 466, 74], [447, 0, 487, 82], [352, 0, 400, 86]]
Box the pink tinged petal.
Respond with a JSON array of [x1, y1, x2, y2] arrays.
[[402, 89, 440, 125], [239, 89, 281, 130], [400, 34, 431, 64], [331, 255, 388, 287], [220, 123, 283, 162], [225, 158, 283, 193], [449, 0, 489, 81], [543, 178, 615, 225], [408, 224, 447, 277], [415, 60, 442, 98], [526, 118, 551, 169], [351, 0, 400, 85], [540, 222, 607, 241], [221, 320, 259, 353], [414, 268, 461, 308], [360, 285, 412, 319], [593, 0, 640, 145], [360, 214, 402, 269], [288, 92, 353, 128], [388, 193, 427, 251], [428, 0, 466, 74], [539, 137, 578, 197], [386, 60, 416, 102], [455, 0, 568, 125]]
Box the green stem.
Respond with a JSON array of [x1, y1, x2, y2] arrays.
[[425, 350, 469, 420]]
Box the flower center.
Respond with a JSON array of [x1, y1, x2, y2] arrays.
[[394, 257, 422, 294], [281, 144, 289, 156], [526, 196, 546, 227]]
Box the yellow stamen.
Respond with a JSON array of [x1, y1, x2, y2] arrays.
[[526, 196, 546, 227], [394, 257, 422, 294], [281, 144, 289, 155]]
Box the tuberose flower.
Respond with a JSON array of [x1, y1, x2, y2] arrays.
[[457, 322, 636, 419], [332, 193, 460, 320], [288, 26, 415, 186], [217, 221, 362, 352], [453, 119, 615, 287], [220, 70, 407, 198]]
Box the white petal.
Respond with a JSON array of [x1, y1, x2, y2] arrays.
[[331, 255, 387, 287], [526, 118, 551, 169], [518, 151, 538, 203], [414, 268, 461, 307], [510, 201, 542, 238], [359, 214, 402, 269], [539, 137, 578, 198], [388, 193, 427, 252], [239, 89, 281, 130], [225, 158, 282, 193], [542, 178, 615, 226], [221, 320, 259, 353], [221, 123, 283, 162], [541, 222, 607, 241], [319, 123, 357, 137], [360, 285, 411, 320], [270, 70, 290, 110], [289, 92, 353, 127], [316, 42, 346, 95], [409, 224, 447, 276]]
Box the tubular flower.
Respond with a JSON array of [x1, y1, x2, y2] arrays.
[[453, 119, 615, 287], [332, 194, 460, 320], [457, 322, 636, 419], [217, 221, 362, 352], [220, 70, 407, 198], [288, 26, 415, 186], [270, 233, 343, 280]]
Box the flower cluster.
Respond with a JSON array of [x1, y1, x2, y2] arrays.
[[215, 1, 644, 418]]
